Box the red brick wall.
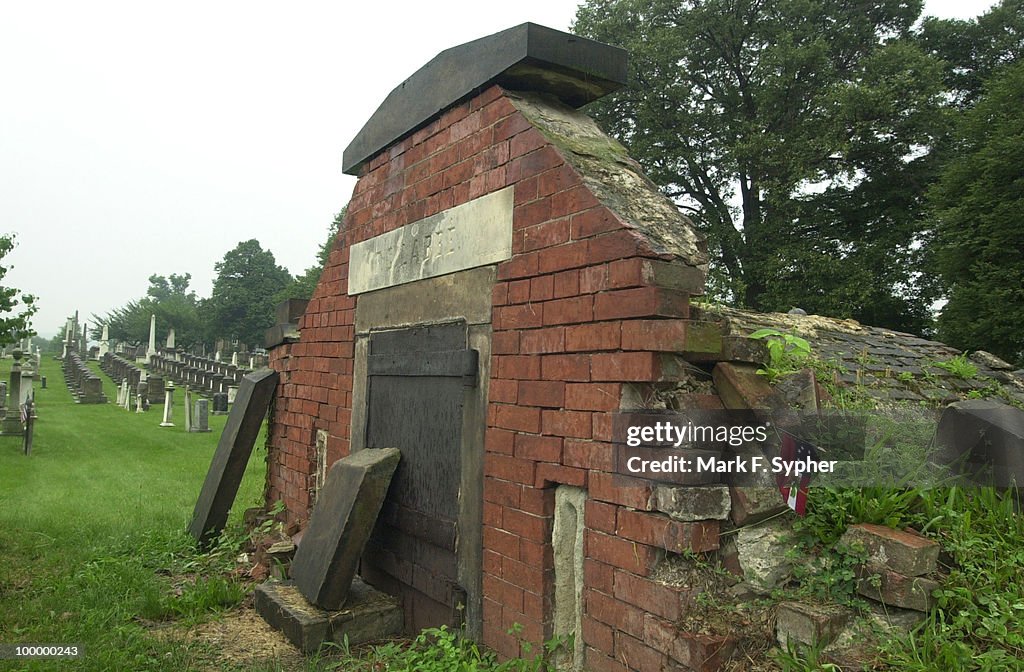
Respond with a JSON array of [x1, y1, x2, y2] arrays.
[[268, 84, 722, 670]]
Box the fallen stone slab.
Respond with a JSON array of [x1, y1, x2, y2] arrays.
[[840, 523, 939, 577], [188, 368, 278, 546], [291, 448, 401, 610], [255, 578, 402, 653]]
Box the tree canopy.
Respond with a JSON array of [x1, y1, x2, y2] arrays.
[[930, 60, 1024, 365], [205, 239, 293, 349], [573, 0, 946, 333], [92, 273, 202, 348], [0, 234, 38, 346]]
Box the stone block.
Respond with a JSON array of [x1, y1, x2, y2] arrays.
[[291, 448, 401, 610], [188, 369, 279, 546], [729, 486, 788, 526], [712, 363, 789, 413], [776, 601, 850, 648], [652, 485, 731, 521], [735, 517, 793, 589], [935, 400, 1024, 487], [255, 579, 402, 653], [856, 564, 938, 612], [839, 523, 938, 577]]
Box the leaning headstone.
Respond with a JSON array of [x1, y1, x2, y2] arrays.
[[188, 368, 278, 546], [191, 398, 212, 433], [291, 448, 401, 609]]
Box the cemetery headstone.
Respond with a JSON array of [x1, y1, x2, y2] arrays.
[[184, 386, 193, 432], [291, 448, 401, 609], [212, 392, 229, 415], [191, 399, 211, 433], [188, 368, 278, 546], [2, 350, 24, 435]]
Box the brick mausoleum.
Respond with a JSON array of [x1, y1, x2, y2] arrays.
[[259, 23, 1024, 672]]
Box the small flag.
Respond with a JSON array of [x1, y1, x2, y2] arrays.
[[20, 403, 28, 425], [776, 431, 820, 516]]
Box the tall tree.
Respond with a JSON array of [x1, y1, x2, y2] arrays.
[[573, 0, 945, 332], [206, 239, 293, 349], [919, 0, 1024, 109], [0, 234, 38, 346], [931, 61, 1024, 365]]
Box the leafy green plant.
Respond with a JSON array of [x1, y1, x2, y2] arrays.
[[750, 328, 812, 382], [931, 354, 979, 379], [344, 625, 568, 672]]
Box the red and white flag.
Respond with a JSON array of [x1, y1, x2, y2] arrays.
[[775, 432, 820, 516]]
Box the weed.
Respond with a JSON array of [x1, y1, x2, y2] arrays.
[[750, 328, 812, 382], [931, 354, 979, 379]]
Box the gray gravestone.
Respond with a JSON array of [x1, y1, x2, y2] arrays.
[[291, 448, 401, 609], [191, 398, 212, 433], [212, 392, 229, 415], [188, 368, 278, 546]]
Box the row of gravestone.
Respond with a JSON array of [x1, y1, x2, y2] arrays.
[[63, 350, 106, 404], [149, 351, 254, 401]]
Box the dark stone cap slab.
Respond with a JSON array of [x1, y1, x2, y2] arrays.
[[188, 368, 279, 546], [342, 22, 628, 175], [292, 447, 402, 609]]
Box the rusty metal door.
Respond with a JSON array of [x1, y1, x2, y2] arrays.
[[362, 323, 477, 632]]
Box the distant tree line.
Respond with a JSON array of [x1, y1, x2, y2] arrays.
[[92, 208, 344, 351], [574, 0, 1023, 365]]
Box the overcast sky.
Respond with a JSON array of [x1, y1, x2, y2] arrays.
[[0, 0, 997, 338]]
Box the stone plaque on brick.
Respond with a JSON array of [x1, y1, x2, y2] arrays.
[[291, 448, 401, 609], [188, 368, 278, 546], [348, 187, 513, 294]]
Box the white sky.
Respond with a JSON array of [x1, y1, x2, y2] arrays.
[[0, 0, 998, 338]]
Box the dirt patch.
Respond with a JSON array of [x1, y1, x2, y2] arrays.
[[149, 602, 306, 672]]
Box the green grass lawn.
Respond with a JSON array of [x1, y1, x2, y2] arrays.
[[0, 354, 267, 671]]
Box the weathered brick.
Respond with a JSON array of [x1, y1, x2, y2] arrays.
[[593, 287, 690, 320], [520, 327, 565, 354], [517, 380, 565, 408], [515, 433, 563, 463], [621, 319, 690, 351], [591, 352, 662, 382], [541, 354, 591, 381], [564, 322, 621, 352], [586, 530, 660, 575], [541, 409, 593, 439], [565, 383, 622, 411], [542, 295, 594, 325], [856, 564, 939, 612], [494, 404, 542, 433], [840, 523, 939, 577], [616, 509, 719, 553]]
